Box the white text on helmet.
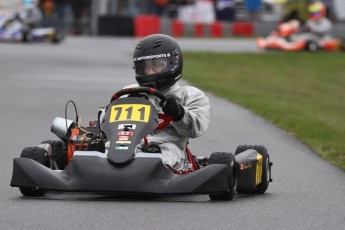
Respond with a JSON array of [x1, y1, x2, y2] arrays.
[[133, 53, 171, 61]]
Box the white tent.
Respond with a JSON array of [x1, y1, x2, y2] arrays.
[[333, 0, 345, 21]]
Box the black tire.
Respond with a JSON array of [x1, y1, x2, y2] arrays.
[[306, 41, 319, 52], [342, 40, 345, 51], [19, 147, 49, 196], [208, 152, 236, 201], [51, 30, 64, 44], [235, 145, 272, 194], [21, 31, 32, 43], [41, 140, 67, 169]]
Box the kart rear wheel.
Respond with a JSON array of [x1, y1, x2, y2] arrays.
[[235, 145, 272, 194], [306, 41, 319, 52], [41, 140, 67, 169], [19, 147, 49, 196], [22, 31, 32, 43], [208, 152, 236, 201]]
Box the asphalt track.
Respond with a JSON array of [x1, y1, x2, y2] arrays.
[[0, 37, 344, 230]]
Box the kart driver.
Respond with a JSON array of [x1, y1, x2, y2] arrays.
[[2, 0, 42, 32], [19, 0, 42, 31], [304, 1, 332, 38], [124, 34, 210, 170]]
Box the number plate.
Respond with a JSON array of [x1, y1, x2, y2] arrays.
[[109, 104, 151, 123]]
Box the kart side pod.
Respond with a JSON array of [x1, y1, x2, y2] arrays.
[[235, 149, 263, 191]]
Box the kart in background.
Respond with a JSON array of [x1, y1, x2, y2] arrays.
[[257, 20, 344, 52], [10, 87, 273, 201], [257, 32, 344, 52], [0, 11, 64, 44]]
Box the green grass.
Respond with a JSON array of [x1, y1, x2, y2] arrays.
[[183, 52, 345, 170]]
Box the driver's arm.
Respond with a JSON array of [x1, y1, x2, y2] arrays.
[[171, 88, 210, 138]]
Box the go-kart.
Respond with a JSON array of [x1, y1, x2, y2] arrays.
[[10, 87, 273, 200], [257, 20, 344, 52], [0, 11, 64, 43], [257, 32, 344, 52]]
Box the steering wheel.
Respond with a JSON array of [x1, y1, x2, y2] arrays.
[[110, 87, 172, 130]]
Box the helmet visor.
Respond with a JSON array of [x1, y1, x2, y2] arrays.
[[134, 58, 168, 76]]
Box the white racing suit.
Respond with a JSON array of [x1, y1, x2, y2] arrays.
[[288, 18, 333, 45], [305, 17, 332, 37], [18, 6, 42, 30], [118, 82, 211, 170]]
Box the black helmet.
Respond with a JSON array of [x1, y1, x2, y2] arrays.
[[133, 34, 183, 90]]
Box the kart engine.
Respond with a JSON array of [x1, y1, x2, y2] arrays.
[[51, 117, 105, 163]]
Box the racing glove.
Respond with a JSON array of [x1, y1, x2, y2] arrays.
[[161, 97, 185, 121]]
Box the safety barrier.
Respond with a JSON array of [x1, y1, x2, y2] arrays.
[[135, 15, 256, 38], [134, 15, 161, 37], [97, 15, 344, 39]]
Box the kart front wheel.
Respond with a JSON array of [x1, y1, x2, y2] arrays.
[[41, 140, 67, 169], [235, 145, 272, 194], [342, 40, 345, 51], [51, 30, 64, 44], [19, 147, 49, 196], [208, 152, 236, 201]]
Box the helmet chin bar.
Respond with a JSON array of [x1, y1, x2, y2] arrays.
[[141, 82, 157, 89], [137, 73, 177, 91]]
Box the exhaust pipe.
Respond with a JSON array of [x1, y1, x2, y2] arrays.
[[51, 117, 75, 140]]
